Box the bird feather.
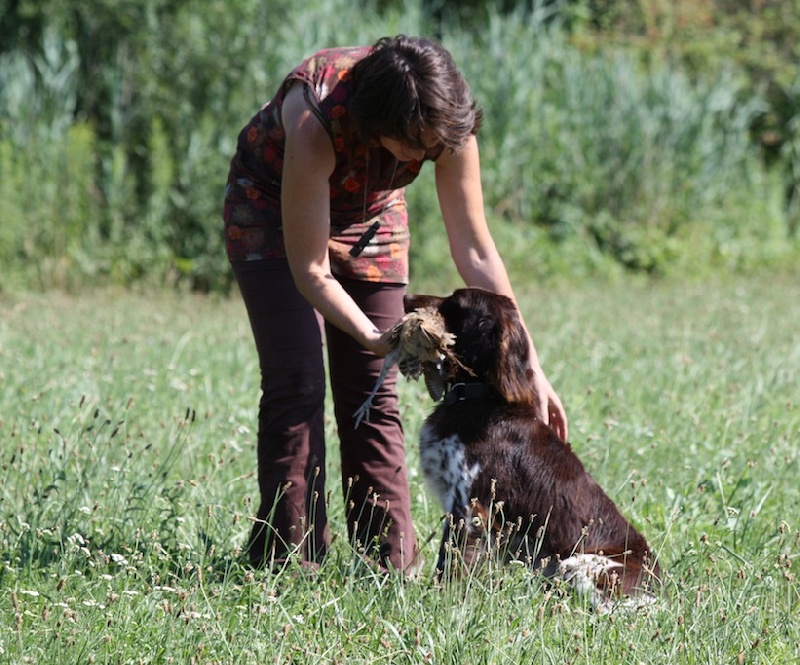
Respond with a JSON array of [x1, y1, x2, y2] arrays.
[[353, 307, 470, 428]]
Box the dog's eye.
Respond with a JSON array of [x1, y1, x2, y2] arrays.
[[477, 317, 495, 334]]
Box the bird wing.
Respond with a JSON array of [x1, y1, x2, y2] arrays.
[[353, 307, 465, 427]]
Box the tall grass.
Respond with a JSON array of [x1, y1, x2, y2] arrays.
[[1, 276, 798, 662]]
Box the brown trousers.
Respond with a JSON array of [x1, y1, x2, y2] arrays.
[[232, 259, 418, 572]]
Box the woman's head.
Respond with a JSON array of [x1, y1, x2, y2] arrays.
[[349, 35, 483, 153]]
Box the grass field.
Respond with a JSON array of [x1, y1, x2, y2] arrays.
[[1, 275, 798, 663]]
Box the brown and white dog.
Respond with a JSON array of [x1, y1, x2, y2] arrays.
[[405, 288, 661, 610]]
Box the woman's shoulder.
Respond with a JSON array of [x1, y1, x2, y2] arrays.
[[289, 46, 372, 96], [301, 46, 373, 73]]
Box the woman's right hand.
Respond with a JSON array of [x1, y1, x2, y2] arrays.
[[363, 329, 392, 358]]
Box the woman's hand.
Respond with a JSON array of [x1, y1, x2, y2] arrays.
[[363, 329, 393, 358], [531, 368, 568, 442]]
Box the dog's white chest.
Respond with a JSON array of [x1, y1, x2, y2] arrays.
[[419, 423, 481, 512]]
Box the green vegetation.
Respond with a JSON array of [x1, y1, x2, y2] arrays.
[[1, 277, 798, 662], [1, 2, 798, 659], [0, 0, 798, 292]]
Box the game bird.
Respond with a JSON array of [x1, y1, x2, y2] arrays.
[[353, 306, 470, 428]]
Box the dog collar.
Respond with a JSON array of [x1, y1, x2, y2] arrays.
[[443, 382, 492, 405]]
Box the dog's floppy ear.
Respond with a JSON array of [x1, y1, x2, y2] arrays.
[[445, 289, 537, 407], [487, 297, 537, 407]]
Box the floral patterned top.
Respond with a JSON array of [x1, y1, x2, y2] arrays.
[[223, 46, 442, 284]]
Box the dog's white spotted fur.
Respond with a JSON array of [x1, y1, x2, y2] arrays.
[[559, 554, 621, 612], [419, 422, 481, 513], [559, 554, 657, 613]]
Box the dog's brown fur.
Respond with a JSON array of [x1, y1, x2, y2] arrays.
[[406, 288, 661, 607]]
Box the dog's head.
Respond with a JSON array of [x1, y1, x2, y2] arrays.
[[404, 288, 536, 407]]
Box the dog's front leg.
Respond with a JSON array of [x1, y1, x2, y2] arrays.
[[434, 521, 452, 579]]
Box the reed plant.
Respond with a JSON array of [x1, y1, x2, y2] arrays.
[[0, 0, 796, 292], [419, 7, 787, 275]]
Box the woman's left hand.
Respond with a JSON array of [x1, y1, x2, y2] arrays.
[[532, 369, 568, 442]]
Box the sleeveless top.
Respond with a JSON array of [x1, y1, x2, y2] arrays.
[[223, 46, 442, 284]]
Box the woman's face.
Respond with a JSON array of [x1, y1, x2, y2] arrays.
[[379, 129, 439, 163]]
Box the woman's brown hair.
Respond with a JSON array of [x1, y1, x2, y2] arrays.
[[348, 35, 483, 152]]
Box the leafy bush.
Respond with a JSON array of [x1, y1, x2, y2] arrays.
[[411, 8, 793, 276]]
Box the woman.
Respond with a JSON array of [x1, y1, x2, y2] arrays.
[[223, 35, 568, 573]]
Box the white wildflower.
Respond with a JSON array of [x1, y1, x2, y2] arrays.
[[110, 553, 129, 566]]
